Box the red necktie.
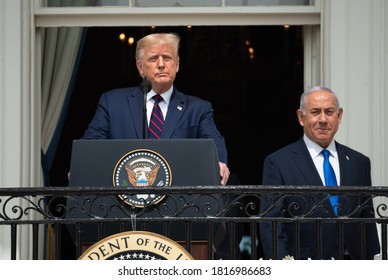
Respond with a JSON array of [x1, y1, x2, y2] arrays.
[[148, 95, 164, 139]]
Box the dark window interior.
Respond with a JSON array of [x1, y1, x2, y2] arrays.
[[49, 25, 304, 187]]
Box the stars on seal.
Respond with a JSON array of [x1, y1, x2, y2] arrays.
[[112, 251, 163, 260]]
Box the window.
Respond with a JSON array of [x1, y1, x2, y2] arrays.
[[35, 0, 321, 186]]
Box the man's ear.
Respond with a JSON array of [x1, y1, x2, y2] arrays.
[[337, 107, 344, 124], [296, 109, 304, 127], [136, 61, 144, 76]]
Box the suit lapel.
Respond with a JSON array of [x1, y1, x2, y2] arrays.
[[335, 142, 351, 214], [127, 87, 144, 139], [161, 90, 185, 138], [336, 142, 351, 185], [292, 139, 324, 185]]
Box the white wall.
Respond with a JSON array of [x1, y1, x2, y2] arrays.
[[0, 0, 40, 260], [322, 0, 388, 187]]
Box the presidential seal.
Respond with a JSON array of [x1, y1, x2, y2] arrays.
[[78, 231, 194, 260], [113, 149, 172, 208]]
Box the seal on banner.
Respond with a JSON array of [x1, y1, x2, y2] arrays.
[[113, 149, 172, 208], [79, 231, 194, 260]]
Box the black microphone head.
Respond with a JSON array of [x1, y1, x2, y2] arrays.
[[141, 76, 152, 93]]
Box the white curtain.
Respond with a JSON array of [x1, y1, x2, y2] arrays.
[[41, 27, 84, 162]]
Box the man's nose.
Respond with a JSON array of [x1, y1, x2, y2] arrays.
[[157, 57, 165, 66], [318, 112, 328, 122]]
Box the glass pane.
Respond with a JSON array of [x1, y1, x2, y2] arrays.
[[46, 0, 129, 7], [226, 0, 313, 6], [134, 0, 222, 7]]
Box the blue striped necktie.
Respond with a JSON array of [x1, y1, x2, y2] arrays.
[[148, 95, 164, 139], [321, 149, 339, 215]]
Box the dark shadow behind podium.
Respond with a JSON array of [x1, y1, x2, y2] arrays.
[[66, 139, 223, 255]]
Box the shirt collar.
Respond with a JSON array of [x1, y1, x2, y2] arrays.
[[147, 86, 173, 104], [303, 134, 337, 159]]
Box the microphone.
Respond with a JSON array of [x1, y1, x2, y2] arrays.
[[141, 76, 152, 93], [141, 76, 152, 139]]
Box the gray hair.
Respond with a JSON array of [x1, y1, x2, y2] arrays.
[[135, 33, 180, 62], [299, 86, 340, 114]]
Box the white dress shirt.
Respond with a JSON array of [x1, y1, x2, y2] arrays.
[[146, 86, 173, 124], [303, 134, 341, 185]]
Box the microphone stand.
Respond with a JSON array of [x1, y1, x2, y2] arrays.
[[141, 76, 151, 139]]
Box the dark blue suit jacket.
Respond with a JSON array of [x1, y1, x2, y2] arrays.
[[259, 138, 380, 259], [83, 86, 228, 164]]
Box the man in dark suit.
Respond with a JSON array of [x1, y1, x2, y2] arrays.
[[83, 32, 230, 185], [259, 86, 380, 260]]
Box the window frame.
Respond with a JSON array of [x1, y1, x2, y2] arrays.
[[33, 0, 322, 87]]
